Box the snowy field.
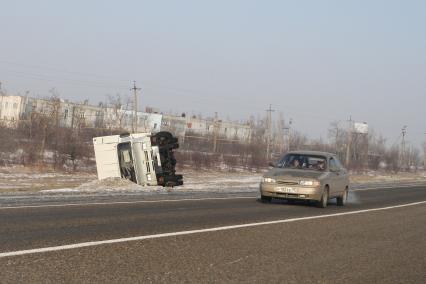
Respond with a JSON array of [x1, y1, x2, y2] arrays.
[[39, 171, 263, 194], [0, 166, 95, 193], [1, 166, 426, 195], [0, 166, 262, 194]]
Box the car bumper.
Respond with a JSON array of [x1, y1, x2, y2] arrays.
[[260, 183, 322, 201]]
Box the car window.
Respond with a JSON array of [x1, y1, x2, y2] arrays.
[[329, 158, 339, 171], [277, 154, 327, 171], [333, 157, 344, 169]]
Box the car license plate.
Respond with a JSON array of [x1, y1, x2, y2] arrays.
[[276, 187, 296, 193]]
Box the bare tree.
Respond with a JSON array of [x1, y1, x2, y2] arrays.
[[105, 93, 130, 131]]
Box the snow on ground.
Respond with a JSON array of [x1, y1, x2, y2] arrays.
[[350, 171, 426, 183], [1, 165, 426, 195], [41, 171, 262, 194], [0, 166, 95, 193]]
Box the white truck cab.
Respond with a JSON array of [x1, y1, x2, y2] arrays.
[[93, 132, 183, 187]]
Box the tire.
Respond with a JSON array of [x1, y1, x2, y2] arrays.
[[317, 188, 329, 208], [261, 195, 272, 203], [336, 188, 348, 206]]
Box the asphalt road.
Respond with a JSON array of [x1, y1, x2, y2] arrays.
[[0, 186, 425, 283]]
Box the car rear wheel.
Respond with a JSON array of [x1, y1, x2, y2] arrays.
[[261, 195, 272, 203], [317, 188, 328, 208], [336, 188, 348, 206]]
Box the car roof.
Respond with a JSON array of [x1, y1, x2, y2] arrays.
[[286, 150, 336, 158]]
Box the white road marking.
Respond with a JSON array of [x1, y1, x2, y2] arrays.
[[351, 184, 424, 191], [0, 200, 424, 258], [0, 196, 255, 210], [351, 187, 392, 192]]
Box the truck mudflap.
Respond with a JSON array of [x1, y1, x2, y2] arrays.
[[151, 131, 184, 187]]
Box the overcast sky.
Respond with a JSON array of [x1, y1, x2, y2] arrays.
[[1, 0, 425, 149]]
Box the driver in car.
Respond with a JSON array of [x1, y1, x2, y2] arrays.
[[292, 159, 301, 168], [317, 160, 325, 171]]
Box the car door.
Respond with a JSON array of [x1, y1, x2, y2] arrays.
[[329, 156, 346, 196], [328, 157, 343, 197], [334, 156, 349, 192]]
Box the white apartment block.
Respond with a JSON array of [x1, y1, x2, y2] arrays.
[[0, 94, 253, 143]]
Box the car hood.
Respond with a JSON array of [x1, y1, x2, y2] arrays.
[[264, 168, 327, 180]]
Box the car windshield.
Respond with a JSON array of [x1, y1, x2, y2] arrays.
[[277, 154, 327, 171]]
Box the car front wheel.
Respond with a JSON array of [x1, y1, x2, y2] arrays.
[[317, 188, 328, 208], [336, 188, 348, 206], [261, 195, 272, 203]]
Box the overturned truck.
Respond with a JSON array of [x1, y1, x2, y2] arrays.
[[93, 132, 183, 187]]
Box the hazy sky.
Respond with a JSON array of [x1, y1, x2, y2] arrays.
[[1, 0, 425, 148]]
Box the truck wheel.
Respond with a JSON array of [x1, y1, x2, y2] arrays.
[[336, 188, 348, 206], [261, 195, 272, 203], [317, 188, 329, 208]]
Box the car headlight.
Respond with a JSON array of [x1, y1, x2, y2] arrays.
[[299, 180, 319, 186], [262, 177, 276, 183]]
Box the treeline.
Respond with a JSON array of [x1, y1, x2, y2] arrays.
[[175, 124, 424, 172], [0, 111, 121, 170], [175, 131, 268, 171], [0, 97, 423, 172]]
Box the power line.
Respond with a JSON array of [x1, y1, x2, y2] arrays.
[[1, 69, 129, 90], [0, 59, 132, 83], [1, 68, 351, 125], [3, 62, 411, 145], [1, 62, 348, 121]]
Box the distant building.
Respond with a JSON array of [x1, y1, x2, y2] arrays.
[[0, 94, 161, 133], [161, 114, 187, 138], [162, 113, 252, 143], [216, 120, 251, 142], [118, 109, 162, 133], [0, 95, 29, 126], [1, 94, 253, 143]]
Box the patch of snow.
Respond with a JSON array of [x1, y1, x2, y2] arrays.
[[76, 178, 149, 192], [0, 185, 23, 189], [40, 188, 80, 193], [37, 173, 263, 194]]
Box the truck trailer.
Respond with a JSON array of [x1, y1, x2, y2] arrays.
[[93, 131, 183, 187]]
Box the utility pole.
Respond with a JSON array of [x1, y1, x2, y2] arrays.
[[288, 118, 292, 151], [282, 118, 292, 153], [213, 112, 219, 152], [130, 81, 141, 133], [333, 121, 340, 153], [345, 116, 353, 167], [283, 126, 289, 153], [29, 103, 36, 142], [400, 126, 407, 170], [265, 104, 275, 160]]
